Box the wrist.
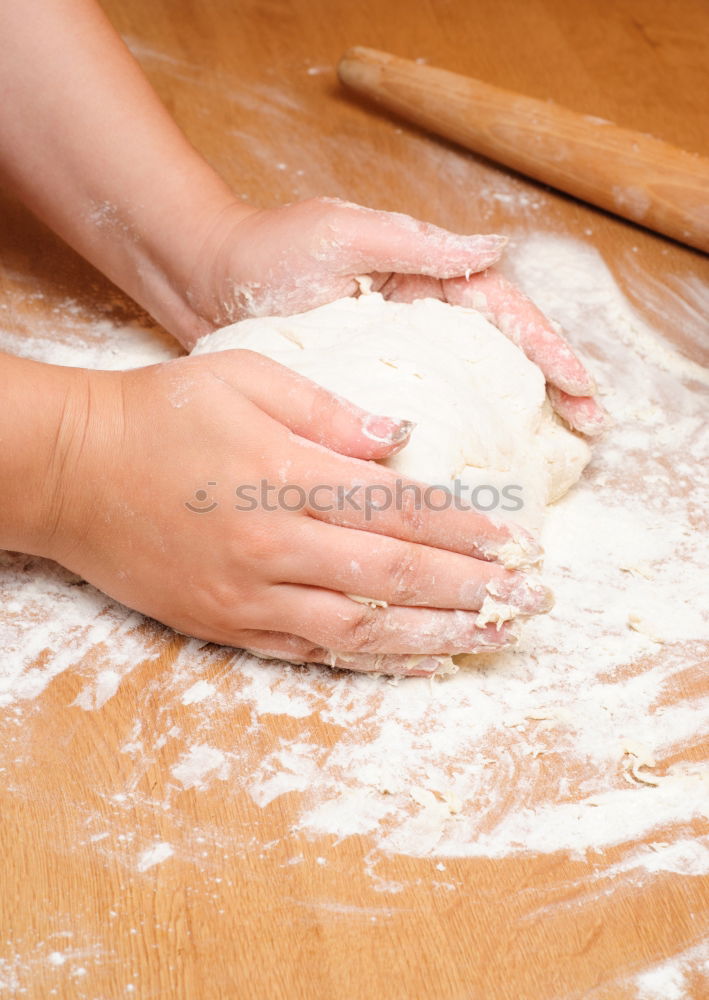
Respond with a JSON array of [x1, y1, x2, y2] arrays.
[[0, 354, 112, 561], [0, 354, 76, 556], [144, 191, 258, 350], [86, 167, 256, 351]]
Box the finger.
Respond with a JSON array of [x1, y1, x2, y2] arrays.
[[193, 349, 413, 460], [236, 629, 330, 664], [238, 630, 442, 676], [324, 652, 446, 676], [282, 518, 553, 615], [379, 272, 604, 437], [260, 584, 517, 656], [297, 451, 543, 569], [327, 201, 507, 278], [547, 385, 608, 436], [445, 268, 595, 396]]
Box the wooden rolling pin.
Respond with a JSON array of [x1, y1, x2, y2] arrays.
[[337, 46, 709, 254]]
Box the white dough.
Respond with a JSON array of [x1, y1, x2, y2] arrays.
[[193, 294, 589, 525], [192, 293, 591, 670]]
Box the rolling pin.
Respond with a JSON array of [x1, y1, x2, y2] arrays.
[[337, 46, 709, 254]]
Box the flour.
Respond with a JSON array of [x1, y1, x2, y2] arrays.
[[71, 668, 121, 711], [136, 841, 174, 872], [630, 940, 709, 1000], [0, 558, 161, 708], [171, 744, 231, 790], [181, 680, 217, 705]]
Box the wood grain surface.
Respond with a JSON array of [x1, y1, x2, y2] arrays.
[[1, 2, 708, 999]]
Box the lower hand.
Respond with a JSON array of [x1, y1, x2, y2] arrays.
[[45, 351, 553, 675]]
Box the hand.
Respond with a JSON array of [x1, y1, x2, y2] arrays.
[[183, 197, 604, 435], [45, 351, 553, 676], [0, 3, 601, 436]]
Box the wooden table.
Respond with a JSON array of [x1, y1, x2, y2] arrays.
[[1, 2, 708, 997]]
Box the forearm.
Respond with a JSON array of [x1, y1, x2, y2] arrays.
[[0, 0, 251, 346]]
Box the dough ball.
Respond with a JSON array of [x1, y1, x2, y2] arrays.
[[193, 293, 589, 530]]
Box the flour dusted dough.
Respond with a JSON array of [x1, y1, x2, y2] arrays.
[[193, 293, 589, 525], [192, 293, 590, 669]]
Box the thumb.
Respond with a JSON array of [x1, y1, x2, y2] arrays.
[[328, 200, 507, 278], [200, 348, 414, 461]]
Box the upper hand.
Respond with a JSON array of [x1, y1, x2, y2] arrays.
[[183, 196, 604, 435]]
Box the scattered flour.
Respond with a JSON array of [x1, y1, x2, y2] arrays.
[[136, 841, 174, 872], [72, 668, 121, 711], [630, 939, 709, 1000], [1, 236, 706, 867], [0, 562, 161, 708], [171, 744, 231, 791], [181, 680, 216, 705], [1, 228, 707, 992]]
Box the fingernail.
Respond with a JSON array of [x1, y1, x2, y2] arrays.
[[442, 234, 507, 265], [576, 404, 610, 436], [407, 655, 445, 677], [475, 234, 508, 252], [477, 525, 544, 569], [390, 419, 415, 443], [362, 415, 416, 445], [577, 374, 597, 396], [469, 622, 517, 648], [485, 576, 555, 614], [505, 529, 544, 569]]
